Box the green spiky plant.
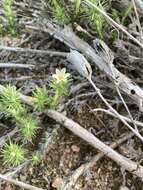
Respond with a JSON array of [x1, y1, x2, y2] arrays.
[[0, 85, 26, 118], [0, 85, 38, 141], [30, 152, 41, 166], [84, 0, 107, 39], [3, 0, 17, 36], [19, 116, 38, 140], [0, 69, 70, 166], [32, 87, 49, 111], [2, 142, 26, 166], [49, 0, 70, 24]]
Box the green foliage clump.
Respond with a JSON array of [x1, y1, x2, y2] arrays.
[[49, 0, 70, 24], [0, 85, 38, 141], [0, 85, 25, 118], [19, 116, 38, 140], [84, 0, 107, 39], [2, 142, 25, 166], [0, 68, 70, 166], [3, 0, 17, 36], [111, 4, 133, 26]]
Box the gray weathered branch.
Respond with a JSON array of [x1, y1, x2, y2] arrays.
[[26, 23, 143, 110]]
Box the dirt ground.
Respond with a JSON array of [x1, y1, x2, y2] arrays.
[[0, 0, 143, 189]]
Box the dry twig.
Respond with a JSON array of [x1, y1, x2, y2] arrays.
[[0, 174, 44, 190], [0, 45, 67, 57], [0, 63, 34, 69]]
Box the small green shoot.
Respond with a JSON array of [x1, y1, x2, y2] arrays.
[[0, 85, 25, 118], [85, 0, 107, 39], [51, 0, 69, 24], [75, 0, 81, 15], [30, 152, 41, 166], [32, 87, 49, 111], [3, 0, 17, 36]]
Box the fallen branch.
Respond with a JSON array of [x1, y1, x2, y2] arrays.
[[0, 45, 67, 57], [0, 127, 18, 147], [62, 129, 143, 190], [44, 109, 143, 178]]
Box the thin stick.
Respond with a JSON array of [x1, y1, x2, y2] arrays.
[[132, 0, 143, 41], [0, 46, 68, 57], [89, 78, 143, 142], [93, 108, 143, 127], [84, 0, 143, 49], [0, 174, 44, 190], [67, 49, 143, 142], [0, 63, 34, 69]]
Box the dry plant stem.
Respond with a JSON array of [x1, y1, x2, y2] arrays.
[[105, 42, 139, 133], [0, 45, 68, 57], [115, 86, 138, 132], [28, 23, 143, 110], [132, 0, 143, 41], [45, 109, 143, 178], [0, 63, 34, 69], [89, 78, 143, 142], [63, 130, 143, 190], [84, 0, 143, 49], [0, 174, 44, 190], [93, 108, 143, 127]]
